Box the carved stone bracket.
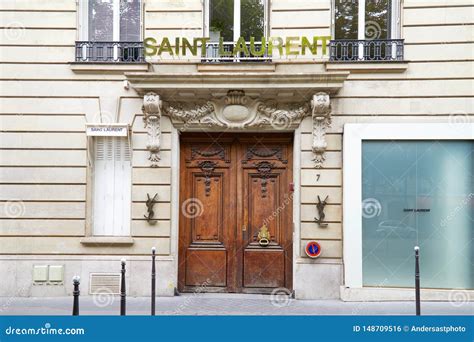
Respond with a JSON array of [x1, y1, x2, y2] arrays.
[[142, 92, 162, 167], [310, 92, 332, 168], [141, 90, 332, 168]]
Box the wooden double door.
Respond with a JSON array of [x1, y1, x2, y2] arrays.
[[178, 133, 293, 293]]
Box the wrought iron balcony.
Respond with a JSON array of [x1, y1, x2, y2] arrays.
[[202, 41, 271, 63], [329, 39, 404, 62], [75, 41, 144, 63]]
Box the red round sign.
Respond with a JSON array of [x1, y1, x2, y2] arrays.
[[305, 241, 322, 258]]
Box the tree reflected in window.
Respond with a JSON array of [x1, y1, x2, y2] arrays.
[[210, 0, 234, 41], [241, 0, 265, 41], [365, 0, 391, 40], [335, 0, 358, 40]]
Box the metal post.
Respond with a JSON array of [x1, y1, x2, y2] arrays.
[[151, 246, 156, 316], [414, 246, 421, 316], [120, 259, 126, 316], [72, 276, 80, 316]]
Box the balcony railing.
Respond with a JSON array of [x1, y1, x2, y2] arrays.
[[329, 39, 404, 62], [75, 41, 144, 63], [202, 41, 271, 63]]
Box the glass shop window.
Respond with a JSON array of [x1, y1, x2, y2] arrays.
[[362, 140, 473, 289]]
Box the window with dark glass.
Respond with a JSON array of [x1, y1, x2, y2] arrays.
[[208, 0, 266, 41], [87, 0, 141, 41], [120, 0, 141, 41], [241, 0, 265, 41], [332, 0, 402, 61], [88, 0, 114, 41], [335, 0, 358, 40], [209, 0, 235, 41], [365, 0, 391, 40], [205, 0, 267, 61], [78, 0, 142, 62], [206, 0, 267, 61]]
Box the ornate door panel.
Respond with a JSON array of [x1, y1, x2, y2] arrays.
[[238, 137, 293, 292], [178, 136, 236, 292], [179, 134, 293, 293]]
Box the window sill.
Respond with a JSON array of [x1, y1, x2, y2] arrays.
[[80, 237, 135, 246], [324, 61, 408, 73], [70, 62, 149, 74]]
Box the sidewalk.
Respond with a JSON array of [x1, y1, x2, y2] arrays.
[[0, 294, 472, 315]]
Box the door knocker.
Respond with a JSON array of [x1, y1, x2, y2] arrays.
[[144, 193, 158, 225], [257, 224, 270, 247], [315, 195, 328, 227]]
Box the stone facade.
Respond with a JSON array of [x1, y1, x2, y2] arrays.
[[0, 0, 472, 301]]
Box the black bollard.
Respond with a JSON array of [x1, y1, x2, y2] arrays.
[[415, 246, 421, 316], [72, 276, 80, 316], [151, 246, 156, 316], [120, 259, 126, 316]]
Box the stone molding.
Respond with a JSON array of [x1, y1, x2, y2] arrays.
[[141, 90, 332, 168]]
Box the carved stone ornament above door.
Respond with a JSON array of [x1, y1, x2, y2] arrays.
[[141, 91, 332, 168]]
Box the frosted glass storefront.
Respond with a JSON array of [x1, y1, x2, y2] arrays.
[[362, 141, 473, 289]]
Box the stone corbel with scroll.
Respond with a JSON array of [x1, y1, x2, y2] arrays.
[[142, 92, 162, 167], [311, 92, 332, 168]]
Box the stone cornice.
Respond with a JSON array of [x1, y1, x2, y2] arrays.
[[126, 71, 349, 99]]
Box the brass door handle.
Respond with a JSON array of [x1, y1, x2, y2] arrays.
[[257, 224, 270, 247], [242, 225, 247, 232]]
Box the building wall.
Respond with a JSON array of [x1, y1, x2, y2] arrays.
[[0, 0, 472, 298]]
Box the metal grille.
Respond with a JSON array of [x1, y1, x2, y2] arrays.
[[89, 273, 121, 295], [329, 39, 404, 62], [75, 41, 144, 63]]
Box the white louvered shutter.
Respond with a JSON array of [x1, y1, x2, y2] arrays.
[[93, 136, 131, 236]]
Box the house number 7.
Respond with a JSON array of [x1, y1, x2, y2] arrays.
[[316, 174, 321, 181]]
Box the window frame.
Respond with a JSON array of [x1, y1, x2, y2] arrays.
[[331, 0, 402, 40], [78, 0, 144, 42], [343, 123, 474, 289], [204, 0, 269, 41]]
